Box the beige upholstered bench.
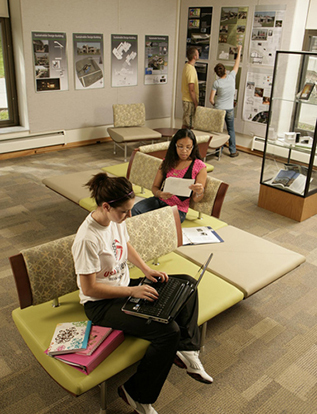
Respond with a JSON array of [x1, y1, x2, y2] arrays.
[[192, 106, 230, 160], [177, 225, 306, 297], [107, 103, 162, 161], [42, 170, 101, 205]]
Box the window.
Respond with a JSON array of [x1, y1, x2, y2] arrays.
[[0, 16, 19, 127]]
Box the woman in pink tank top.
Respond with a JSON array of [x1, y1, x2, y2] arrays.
[[132, 129, 207, 222]]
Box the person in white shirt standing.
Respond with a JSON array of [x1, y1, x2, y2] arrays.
[[210, 45, 242, 158]]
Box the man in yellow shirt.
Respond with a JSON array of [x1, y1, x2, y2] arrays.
[[181, 47, 199, 128]]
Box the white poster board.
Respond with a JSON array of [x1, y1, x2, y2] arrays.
[[111, 34, 138, 87], [32, 32, 68, 92], [250, 5, 286, 66], [73, 33, 104, 90], [144, 35, 168, 85]]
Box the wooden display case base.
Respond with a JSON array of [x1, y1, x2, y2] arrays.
[[258, 184, 317, 222]]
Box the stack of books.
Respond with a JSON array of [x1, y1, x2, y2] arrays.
[[46, 321, 124, 374]]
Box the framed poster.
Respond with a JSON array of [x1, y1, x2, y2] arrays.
[[73, 33, 104, 89], [217, 7, 248, 62], [32, 32, 68, 92], [187, 7, 212, 60], [144, 35, 168, 85], [243, 70, 273, 123], [111, 34, 138, 87], [250, 6, 286, 66]]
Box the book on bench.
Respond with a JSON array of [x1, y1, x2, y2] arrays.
[[75, 325, 113, 356], [52, 329, 125, 374], [47, 320, 92, 356]]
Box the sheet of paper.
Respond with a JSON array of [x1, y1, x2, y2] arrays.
[[163, 177, 195, 197], [182, 226, 223, 245]]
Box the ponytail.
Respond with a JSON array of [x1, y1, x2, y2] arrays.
[[86, 172, 134, 207]]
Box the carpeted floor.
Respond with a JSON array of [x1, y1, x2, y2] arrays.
[[0, 141, 316, 414]]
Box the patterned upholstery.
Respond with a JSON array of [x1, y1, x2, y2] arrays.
[[126, 207, 179, 266], [113, 103, 145, 127], [20, 208, 179, 304], [139, 141, 170, 153], [22, 235, 76, 306], [129, 152, 162, 190], [194, 106, 226, 133], [138, 134, 211, 154], [189, 176, 222, 215]]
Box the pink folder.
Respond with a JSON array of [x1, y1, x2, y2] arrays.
[[52, 329, 124, 375]]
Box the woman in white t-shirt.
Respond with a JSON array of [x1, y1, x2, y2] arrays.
[[72, 172, 212, 414]]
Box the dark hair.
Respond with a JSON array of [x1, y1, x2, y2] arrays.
[[214, 63, 226, 78], [86, 172, 135, 207], [186, 46, 198, 61], [161, 129, 201, 177]]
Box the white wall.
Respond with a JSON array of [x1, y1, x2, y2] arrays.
[[306, 0, 317, 29]]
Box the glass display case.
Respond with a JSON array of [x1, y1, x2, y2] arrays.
[[258, 50, 317, 221]]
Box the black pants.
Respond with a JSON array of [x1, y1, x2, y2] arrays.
[[84, 275, 200, 404]]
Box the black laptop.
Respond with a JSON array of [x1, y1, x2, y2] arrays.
[[122, 253, 213, 324]]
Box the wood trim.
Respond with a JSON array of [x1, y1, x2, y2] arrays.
[[0, 137, 112, 161], [212, 182, 229, 218], [9, 254, 33, 309], [198, 136, 212, 158], [171, 205, 183, 247], [126, 148, 140, 179], [258, 184, 317, 221]]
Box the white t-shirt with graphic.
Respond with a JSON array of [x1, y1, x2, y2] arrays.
[[72, 213, 130, 304]]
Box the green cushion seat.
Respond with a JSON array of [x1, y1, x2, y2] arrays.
[[101, 162, 129, 177]]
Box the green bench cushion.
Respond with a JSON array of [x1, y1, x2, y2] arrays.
[[12, 291, 149, 396], [101, 162, 129, 177], [129, 252, 244, 326]]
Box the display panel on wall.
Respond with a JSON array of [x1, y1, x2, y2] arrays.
[[187, 7, 212, 60], [111, 34, 138, 87], [250, 5, 286, 66], [32, 32, 68, 92], [217, 7, 248, 62], [144, 36, 168, 85], [243, 70, 273, 123], [196, 62, 208, 106], [73, 33, 104, 90]]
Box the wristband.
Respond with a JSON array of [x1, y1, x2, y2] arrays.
[[195, 188, 204, 197]]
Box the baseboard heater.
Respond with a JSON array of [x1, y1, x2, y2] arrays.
[[0, 130, 66, 154]]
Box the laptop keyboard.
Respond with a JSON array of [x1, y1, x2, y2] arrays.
[[140, 278, 183, 316]]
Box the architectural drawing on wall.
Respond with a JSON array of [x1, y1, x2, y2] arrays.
[[243, 70, 273, 123], [73, 33, 104, 90], [217, 7, 248, 62], [32, 32, 68, 92], [249, 5, 286, 66], [187, 7, 212, 60], [144, 35, 168, 85], [111, 34, 138, 87]]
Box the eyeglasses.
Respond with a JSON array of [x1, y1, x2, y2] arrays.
[[176, 144, 193, 152]]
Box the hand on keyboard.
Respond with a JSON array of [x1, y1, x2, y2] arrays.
[[131, 283, 159, 302]]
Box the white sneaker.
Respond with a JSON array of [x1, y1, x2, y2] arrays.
[[176, 350, 213, 384], [118, 385, 158, 414]]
